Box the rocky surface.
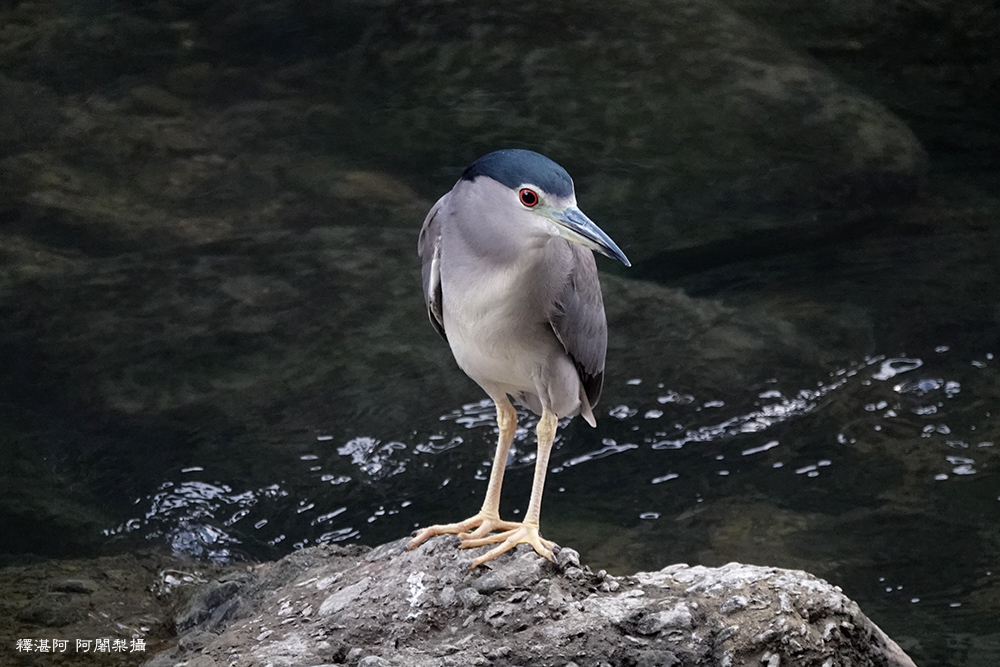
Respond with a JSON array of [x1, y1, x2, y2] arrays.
[[0, 550, 239, 667], [144, 537, 916, 667]]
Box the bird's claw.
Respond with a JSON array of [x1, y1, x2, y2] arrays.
[[406, 512, 520, 553], [460, 523, 557, 569]]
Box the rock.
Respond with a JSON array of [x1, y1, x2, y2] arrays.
[[51, 578, 99, 594], [175, 578, 247, 633], [0, 551, 236, 660], [15, 593, 85, 627], [143, 538, 916, 667]]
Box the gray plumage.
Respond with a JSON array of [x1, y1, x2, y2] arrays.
[[418, 149, 629, 426]]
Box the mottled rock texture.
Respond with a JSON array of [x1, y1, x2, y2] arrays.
[[146, 537, 916, 667]]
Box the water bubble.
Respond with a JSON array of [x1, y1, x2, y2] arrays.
[[320, 474, 351, 485], [639, 512, 660, 520], [314, 508, 346, 524], [608, 405, 638, 419], [317, 527, 358, 543], [415, 436, 464, 455], [657, 391, 695, 405], [224, 509, 250, 526], [742, 441, 780, 456], [947, 456, 976, 475], [560, 439, 639, 469], [338, 437, 407, 478], [873, 358, 923, 381], [651, 473, 679, 484]]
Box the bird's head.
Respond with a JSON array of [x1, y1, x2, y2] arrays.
[[460, 149, 631, 267]]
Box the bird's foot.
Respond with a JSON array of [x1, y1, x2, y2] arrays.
[[406, 512, 521, 552], [459, 522, 557, 569]]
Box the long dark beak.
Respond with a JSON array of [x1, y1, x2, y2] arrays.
[[551, 207, 631, 267]]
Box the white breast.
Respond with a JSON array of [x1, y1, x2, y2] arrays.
[[442, 257, 555, 395]]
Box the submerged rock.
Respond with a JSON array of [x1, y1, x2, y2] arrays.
[[356, 0, 928, 261], [145, 537, 916, 667]]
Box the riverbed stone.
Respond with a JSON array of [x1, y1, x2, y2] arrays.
[[142, 537, 917, 667]]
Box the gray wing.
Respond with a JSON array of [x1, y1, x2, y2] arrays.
[[548, 244, 608, 410], [418, 194, 447, 340]]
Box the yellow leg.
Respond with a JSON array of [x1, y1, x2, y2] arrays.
[[460, 408, 559, 568], [406, 397, 520, 551]]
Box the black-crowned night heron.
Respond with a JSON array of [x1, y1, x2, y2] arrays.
[[407, 149, 630, 568]]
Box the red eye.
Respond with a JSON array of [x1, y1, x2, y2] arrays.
[[519, 188, 539, 207]]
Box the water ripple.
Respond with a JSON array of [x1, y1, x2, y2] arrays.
[[337, 437, 407, 478], [872, 357, 923, 381], [552, 438, 638, 473]]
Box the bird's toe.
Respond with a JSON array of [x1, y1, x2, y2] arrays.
[[462, 523, 557, 568]]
